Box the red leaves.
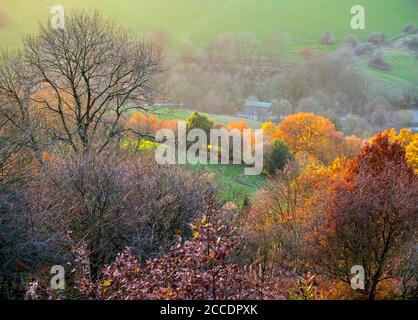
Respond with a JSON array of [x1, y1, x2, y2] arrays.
[[75, 214, 285, 300], [314, 131, 418, 299]]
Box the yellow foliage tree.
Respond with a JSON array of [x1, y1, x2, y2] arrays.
[[406, 135, 418, 174], [272, 113, 362, 165], [384, 128, 418, 173]]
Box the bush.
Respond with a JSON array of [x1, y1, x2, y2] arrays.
[[405, 35, 418, 51], [404, 24, 417, 35], [29, 213, 287, 300], [368, 32, 386, 45], [368, 50, 393, 71], [399, 245, 418, 299], [320, 31, 335, 46], [26, 151, 216, 281], [263, 140, 293, 176], [186, 112, 214, 133], [343, 35, 358, 48], [354, 42, 373, 56], [0, 186, 68, 299], [299, 47, 324, 60]]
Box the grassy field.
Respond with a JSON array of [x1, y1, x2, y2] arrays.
[[1, 1, 417, 204], [1, 0, 418, 52], [123, 107, 266, 205], [155, 107, 262, 129], [121, 139, 266, 206], [190, 164, 266, 206], [154, 108, 265, 205], [361, 50, 418, 88], [1, 1, 418, 85]]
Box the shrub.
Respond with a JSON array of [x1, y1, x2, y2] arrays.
[[263, 140, 293, 176], [404, 24, 417, 35], [368, 50, 393, 71], [30, 213, 287, 300], [354, 42, 373, 56], [399, 244, 418, 299], [0, 186, 68, 299], [26, 151, 215, 281], [244, 159, 349, 273], [320, 31, 335, 46], [343, 35, 358, 48], [299, 47, 324, 60], [368, 32, 386, 45], [405, 35, 418, 51], [186, 112, 214, 133]]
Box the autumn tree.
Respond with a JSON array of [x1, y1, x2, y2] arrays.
[[0, 9, 10, 28], [186, 112, 214, 133], [406, 136, 418, 174], [244, 157, 349, 274], [127, 112, 159, 136], [313, 132, 418, 299], [227, 119, 250, 132], [270, 113, 361, 164], [385, 128, 418, 174], [276, 113, 337, 157]]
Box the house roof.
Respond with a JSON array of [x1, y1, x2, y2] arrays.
[[244, 100, 272, 108]]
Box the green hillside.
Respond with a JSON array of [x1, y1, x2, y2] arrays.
[[1, 0, 417, 51], [1, 1, 417, 87]]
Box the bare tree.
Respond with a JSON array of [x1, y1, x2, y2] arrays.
[[0, 10, 162, 156], [0, 51, 46, 186], [28, 150, 215, 280]]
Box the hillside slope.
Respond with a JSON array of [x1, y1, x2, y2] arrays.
[[1, 0, 417, 51]]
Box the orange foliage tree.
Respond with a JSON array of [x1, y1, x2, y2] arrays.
[[244, 157, 349, 273], [263, 113, 362, 165], [227, 119, 254, 148], [227, 120, 250, 132], [127, 112, 159, 136], [127, 112, 179, 137]]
